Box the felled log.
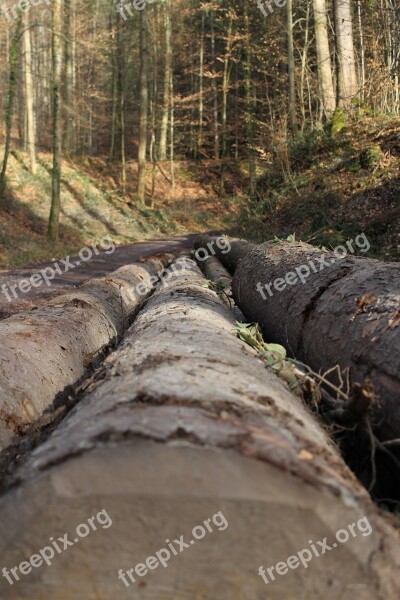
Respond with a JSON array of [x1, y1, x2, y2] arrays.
[[194, 234, 254, 273], [0, 257, 399, 600], [201, 254, 232, 289], [232, 241, 400, 490], [0, 255, 172, 450]]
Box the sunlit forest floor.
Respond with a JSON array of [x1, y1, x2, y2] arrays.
[[239, 115, 400, 260], [0, 153, 242, 268], [0, 115, 399, 268]]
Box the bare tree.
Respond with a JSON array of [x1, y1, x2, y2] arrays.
[[137, 6, 149, 205], [334, 0, 358, 108], [48, 0, 63, 242], [313, 0, 336, 118]]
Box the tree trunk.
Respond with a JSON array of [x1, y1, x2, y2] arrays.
[[23, 8, 36, 174], [158, 0, 171, 161], [231, 240, 400, 495], [198, 10, 204, 154], [211, 9, 220, 160], [0, 258, 399, 599], [0, 11, 23, 203], [63, 0, 75, 152], [334, 0, 358, 108], [169, 61, 175, 190], [287, 0, 298, 133], [220, 14, 233, 194], [244, 1, 255, 192], [0, 256, 171, 450], [200, 254, 232, 290], [137, 7, 149, 205], [194, 235, 255, 273], [47, 0, 63, 242], [313, 0, 336, 118]]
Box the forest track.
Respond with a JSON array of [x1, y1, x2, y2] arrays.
[[0, 233, 211, 320]]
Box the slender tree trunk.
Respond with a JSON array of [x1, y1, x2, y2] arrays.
[[137, 7, 149, 205], [150, 25, 158, 208], [0, 12, 23, 203], [158, 0, 171, 161], [334, 0, 358, 108], [244, 1, 255, 193], [211, 9, 220, 159], [220, 15, 233, 194], [63, 0, 75, 152], [198, 10, 204, 155], [169, 62, 175, 190], [313, 0, 336, 118], [357, 0, 365, 102], [48, 0, 63, 243], [299, 3, 311, 130], [109, 0, 117, 160], [287, 0, 298, 133], [23, 9, 36, 174]]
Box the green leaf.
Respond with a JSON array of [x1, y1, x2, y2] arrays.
[[265, 343, 286, 359]]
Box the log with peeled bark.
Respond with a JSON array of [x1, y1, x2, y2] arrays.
[[0, 257, 399, 600], [0, 255, 172, 450], [231, 240, 400, 496]]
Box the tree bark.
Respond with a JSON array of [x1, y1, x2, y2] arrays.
[[158, 0, 171, 161], [231, 241, 400, 482], [313, 0, 336, 118], [287, 0, 298, 134], [63, 0, 75, 152], [333, 0, 358, 108], [47, 0, 63, 242], [200, 254, 232, 289], [0, 256, 171, 450], [0, 11, 23, 203], [210, 8, 220, 160], [194, 235, 255, 273], [137, 7, 149, 204], [23, 8, 36, 174], [244, 1, 255, 192], [0, 258, 399, 599]]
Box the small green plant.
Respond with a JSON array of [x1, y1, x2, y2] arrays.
[[331, 109, 347, 135], [236, 323, 298, 389], [359, 146, 383, 170], [289, 130, 323, 170]]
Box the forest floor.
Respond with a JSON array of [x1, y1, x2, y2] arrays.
[[0, 234, 201, 319], [0, 150, 242, 269], [238, 115, 400, 260], [0, 115, 399, 270]]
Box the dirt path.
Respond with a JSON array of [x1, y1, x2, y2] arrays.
[[0, 234, 201, 319]]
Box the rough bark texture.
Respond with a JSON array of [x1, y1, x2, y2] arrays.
[[232, 241, 400, 444], [0, 256, 171, 450], [194, 235, 254, 273], [201, 254, 232, 288], [313, 0, 336, 118], [0, 258, 399, 599]]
